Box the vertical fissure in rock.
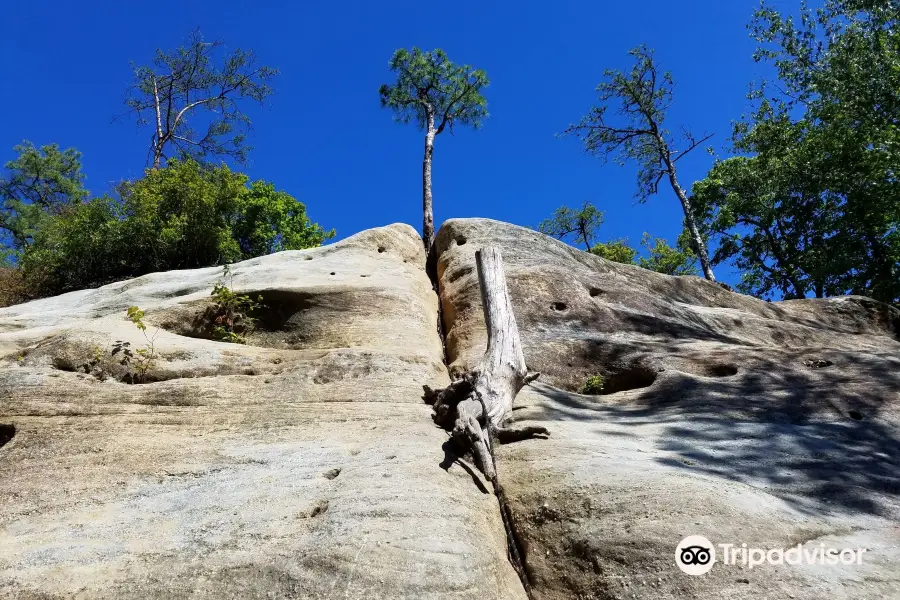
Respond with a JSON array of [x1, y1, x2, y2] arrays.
[[427, 243, 451, 367], [426, 244, 541, 599]]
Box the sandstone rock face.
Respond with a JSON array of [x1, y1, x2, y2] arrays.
[[0, 224, 525, 599], [435, 218, 900, 600], [3, 217, 899, 600]]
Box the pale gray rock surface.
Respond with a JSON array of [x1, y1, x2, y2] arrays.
[[2, 217, 898, 600], [435, 218, 900, 600], [0, 224, 526, 600]]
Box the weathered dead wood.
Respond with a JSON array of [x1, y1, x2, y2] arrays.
[[424, 247, 547, 481]]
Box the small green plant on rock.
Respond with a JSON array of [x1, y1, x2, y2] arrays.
[[581, 375, 605, 395], [208, 264, 262, 344], [112, 306, 159, 383]]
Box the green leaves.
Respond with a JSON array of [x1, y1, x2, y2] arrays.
[[693, 0, 900, 304], [19, 159, 332, 296], [563, 45, 708, 202], [538, 202, 605, 250], [0, 141, 87, 251], [637, 233, 698, 277], [233, 181, 335, 256], [589, 239, 639, 264], [588, 234, 698, 276], [126, 306, 147, 331], [379, 47, 489, 134], [123, 29, 278, 167]]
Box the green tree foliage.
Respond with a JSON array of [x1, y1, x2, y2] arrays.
[[693, 0, 900, 303], [21, 160, 333, 295], [589, 234, 697, 275], [589, 238, 639, 264], [379, 47, 489, 247], [123, 30, 278, 169], [563, 46, 717, 281], [538, 202, 605, 250], [638, 232, 698, 276], [0, 142, 87, 253]]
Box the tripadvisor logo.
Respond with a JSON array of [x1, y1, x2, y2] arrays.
[[675, 535, 868, 575], [676, 535, 715, 575]]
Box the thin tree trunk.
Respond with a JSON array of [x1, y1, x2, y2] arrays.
[[152, 76, 163, 170], [667, 170, 715, 281], [422, 112, 436, 249]]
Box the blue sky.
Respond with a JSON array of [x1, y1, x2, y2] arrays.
[[1, 1, 784, 286]]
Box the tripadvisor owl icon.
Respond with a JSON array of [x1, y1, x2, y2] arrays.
[[676, 535, 716, 575]]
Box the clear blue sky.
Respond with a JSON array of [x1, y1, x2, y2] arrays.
[[2, 1, 785, 285]]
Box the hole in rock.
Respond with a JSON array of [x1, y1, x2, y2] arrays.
[[589, 287, 604, 297], [598, 365, 658, 395], [329, 272, 336, 276], [305, 256, 313, 261], [308, 499, 329, 517], [706, 364, 738, 377], [804, 359, 834, 369], [377, 246, 386, 253], [552, 302, 568, 311], [456, 237, 467, 246], [848, 410, 864, 421], [0, 424, 15, 450]]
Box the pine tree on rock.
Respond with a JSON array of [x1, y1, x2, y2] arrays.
[[564, 45, 716, 281], [379, 48, 489, 249]]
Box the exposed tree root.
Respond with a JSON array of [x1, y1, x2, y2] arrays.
[[424, 247, 548, 597]]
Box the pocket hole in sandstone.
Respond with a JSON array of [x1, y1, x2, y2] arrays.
[[597, 365, 658, 394], [804, 359, 833, 369], [0, 424, 15, 450], [848, 410, 864, 421], [360, 274, 369, 277], [308, 499, 329, 517], [305, 256, 313, 261], [706, 364, 738, 377], [377, 246, 386, 253], [456, 236, 467, 246], [329, 272, 336, 276], [589, 287, 604, 297], [323, 468, 341, 480], [552, 302, 568, 311]]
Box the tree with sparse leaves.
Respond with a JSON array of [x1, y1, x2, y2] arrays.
[[123, 30, 278, 169], [538, 202, 605, 250], [564, 45, 716, 281], [379, 48, 489, 248]]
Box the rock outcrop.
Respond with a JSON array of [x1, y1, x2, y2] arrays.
[[0, 224, 524, 599], [2, 218, 899, 599], [436, 218, 900, 600]]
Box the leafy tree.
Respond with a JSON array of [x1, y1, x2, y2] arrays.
[[21, 160, 332, 295], [638, 232, 698, 276], [589, 238, 639, 264], [20, 195, 125, 294], [123, 29, 278, 169], [538, 202, 605, 250], [379, 48, 489, 248], [588, 234, 697, 275], [232, 181, 335, 257], [0, 142, 87, 251], [693, 0, 900, 304], [564, 45, 716, 281]]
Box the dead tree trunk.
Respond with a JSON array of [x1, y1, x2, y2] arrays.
[[424, 247, 546, 481]]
